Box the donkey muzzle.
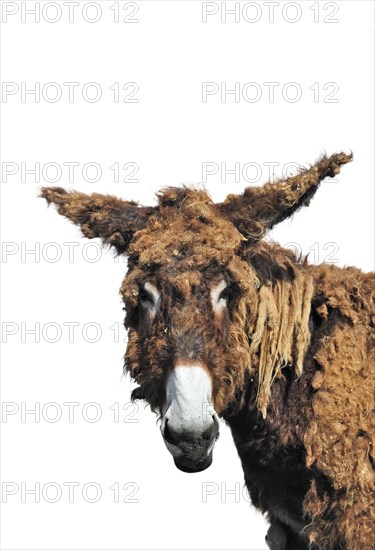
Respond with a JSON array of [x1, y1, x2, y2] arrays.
[[162, 416, 220, 473], [161, 365, 220, 472]]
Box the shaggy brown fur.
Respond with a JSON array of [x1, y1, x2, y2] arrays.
[[41, 152, 375, 550]]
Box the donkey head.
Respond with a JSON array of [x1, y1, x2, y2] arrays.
[[41, 152, 351, 473]]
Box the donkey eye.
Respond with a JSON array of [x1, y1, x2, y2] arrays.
[[218, 287, 230, 301], [139, 287, 153, 304], [139, 282, 161, 313], [211, 280, 229, 311]]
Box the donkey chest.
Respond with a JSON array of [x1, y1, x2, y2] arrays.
[[228, 421, 311, 533], [244, 459, 310, 533]]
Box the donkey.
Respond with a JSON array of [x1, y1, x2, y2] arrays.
[[41, 152, 374, 550]]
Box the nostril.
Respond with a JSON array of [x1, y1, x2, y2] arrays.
[[202, 429, 212, 441], [163, 420, 180, 446], [202, 418, 220, 441]]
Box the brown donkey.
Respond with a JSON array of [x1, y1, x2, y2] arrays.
[[41, 152, 374, 550]]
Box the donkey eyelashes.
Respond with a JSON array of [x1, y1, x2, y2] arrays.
[[210, 280, 230, 313], [139, 283, 185, 311], [139, 282, 161, 312], [138, 287, 153, 305], [218, 286, 230, 302]]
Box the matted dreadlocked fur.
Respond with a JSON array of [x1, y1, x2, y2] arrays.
[[41, 151, 375, 550], [248, 269, 314, 417]]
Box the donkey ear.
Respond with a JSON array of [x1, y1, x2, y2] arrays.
[[219, 152, 353, 243], [40, 187, 155, 254]]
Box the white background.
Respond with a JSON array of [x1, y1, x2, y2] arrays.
[[1, 1, 374, 549]]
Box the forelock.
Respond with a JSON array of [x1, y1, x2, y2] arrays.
[[127, 187, 246, 270]]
